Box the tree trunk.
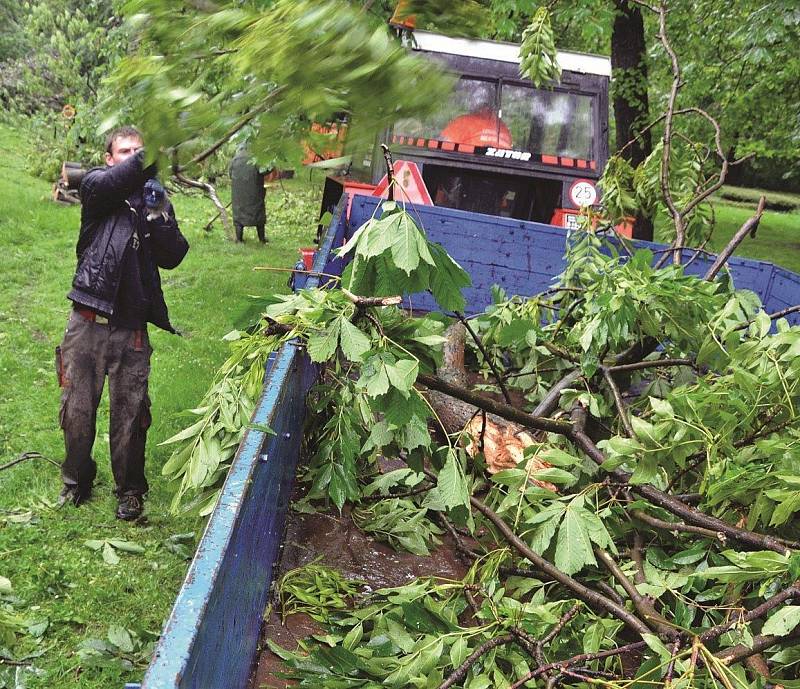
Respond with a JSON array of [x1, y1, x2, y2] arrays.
[[724, 139, 742, 186], [611, 0, 653, 240]]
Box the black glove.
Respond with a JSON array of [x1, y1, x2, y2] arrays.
[[143, 178, 169, 220], [144, 178, 165, 208]]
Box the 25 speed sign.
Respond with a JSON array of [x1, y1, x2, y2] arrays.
[[568, 179, 598, 207]]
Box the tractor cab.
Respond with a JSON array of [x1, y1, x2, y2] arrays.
[[320, 29, 614, 233]]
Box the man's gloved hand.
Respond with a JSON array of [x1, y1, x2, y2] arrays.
[[143, 178, 169, 221]]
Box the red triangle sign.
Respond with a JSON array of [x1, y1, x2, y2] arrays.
[[372, 160, 433, 205]]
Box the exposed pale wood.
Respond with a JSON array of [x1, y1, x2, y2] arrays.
[[423, 323, 556, 490]]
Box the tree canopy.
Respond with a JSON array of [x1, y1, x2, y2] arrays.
[[1, 0, 798, 189]]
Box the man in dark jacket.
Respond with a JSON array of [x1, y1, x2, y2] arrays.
[[229, 146, 267, 243], [57, 125, 189, 520]]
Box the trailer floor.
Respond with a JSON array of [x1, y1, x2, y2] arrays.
[[248, 498, 470, 688]]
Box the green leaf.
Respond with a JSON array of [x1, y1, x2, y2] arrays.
[[428, 242, 471, 312], [630, 416, 658, 445], [450, 636, 468, 668], [159, 417, 207, 446], [248, 423, 276, 435], [531, 467, 577, 487], [519, 8, 561, 87], [108, 625, 134, 653], [361, 421, 395, 454], [762, 606, 800, 637], [400, 602, 453, 634], [629, 454, 659, 485], [221, 329, 241, 341], [28, 619, 49, 638], [467, 673, 492, 689], [386, 358, 419, 394], [265, 638, 294, 661], [400, 414, 430, 452], [389, 212, 425, 274], [108, 539, 145, 554], [605, 435, 642, 456], [307, 320, 342, 363], [649, 397, 674, 418], [338, 319, 371, 362], [102, 542, 120, 566], [537, 447, 581, 467], [769, 491, 800, 527], [555, 502, 595, 575], [342, 622, 364, 651], [364, 367, 390, 398], [435, 450, 470, 512], [642, 633, 672, 663]]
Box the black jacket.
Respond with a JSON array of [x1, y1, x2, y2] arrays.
[[68, 151, 189, 333]]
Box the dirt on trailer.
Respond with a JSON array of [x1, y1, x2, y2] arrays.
[[248, 497, 470, 689]]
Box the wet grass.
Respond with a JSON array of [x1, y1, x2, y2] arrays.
[[0, 122, 324, 687], [708, 203, 800, 274]]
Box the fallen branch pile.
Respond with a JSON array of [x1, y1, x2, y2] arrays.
[[232, 199, 800, 688]]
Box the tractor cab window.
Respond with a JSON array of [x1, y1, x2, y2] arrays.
[[393, 76, 598, 162], [394, 76, 504, 147], [510, 85, 596, 161]]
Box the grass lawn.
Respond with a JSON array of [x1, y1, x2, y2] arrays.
[[649, 200, 800, 275], [708, 203, 800, 274], [0, 122, 324, 687]]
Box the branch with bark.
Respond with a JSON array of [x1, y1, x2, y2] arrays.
[[418, 373, 795, 555]]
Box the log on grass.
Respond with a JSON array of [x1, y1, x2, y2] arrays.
[[61, 162, 87, 190], [52, 182, 81, 205]]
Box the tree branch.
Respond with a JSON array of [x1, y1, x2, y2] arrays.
[[419, 376, 795, 555], [601, 367, 635, 437], [509, 641, 648, 689], [176, 89, 284, 172], [531, 370, 583, 417], [172, 170, 233, 238], [418, 374, 573, 436], [469, 494, 651, 635], [454, 310, 513, 405], [654, 0, 684, 262], [734, 304, 800, 331], [630, 508, 727, 543], [703, 196, 766, 280], [608, 358, 695, 373], [438, 634, 515, 689], [341, 289, 402, 307], [716, 630, 800, 666], [595, 548, 675, 636], [698, 581, 800, 644]]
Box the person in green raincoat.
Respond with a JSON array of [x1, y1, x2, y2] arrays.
[[229, 147, 267, 243]]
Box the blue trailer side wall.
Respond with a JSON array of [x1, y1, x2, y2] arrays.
[[346, 196, 800, 324], [135, 194, 800, 689], [136, 199, 351, 689]]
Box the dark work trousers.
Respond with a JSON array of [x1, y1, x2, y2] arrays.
[[235, 223, 266, 243], [57, 310, 152, 496]]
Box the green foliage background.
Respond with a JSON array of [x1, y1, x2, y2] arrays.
[[1, 0, 798, 190]]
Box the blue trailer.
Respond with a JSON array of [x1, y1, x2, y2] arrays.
[[128, 194, 800, 689]]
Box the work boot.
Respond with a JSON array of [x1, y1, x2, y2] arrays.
[[116, 494, 144, 521], [58, 484, 92, 507]]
